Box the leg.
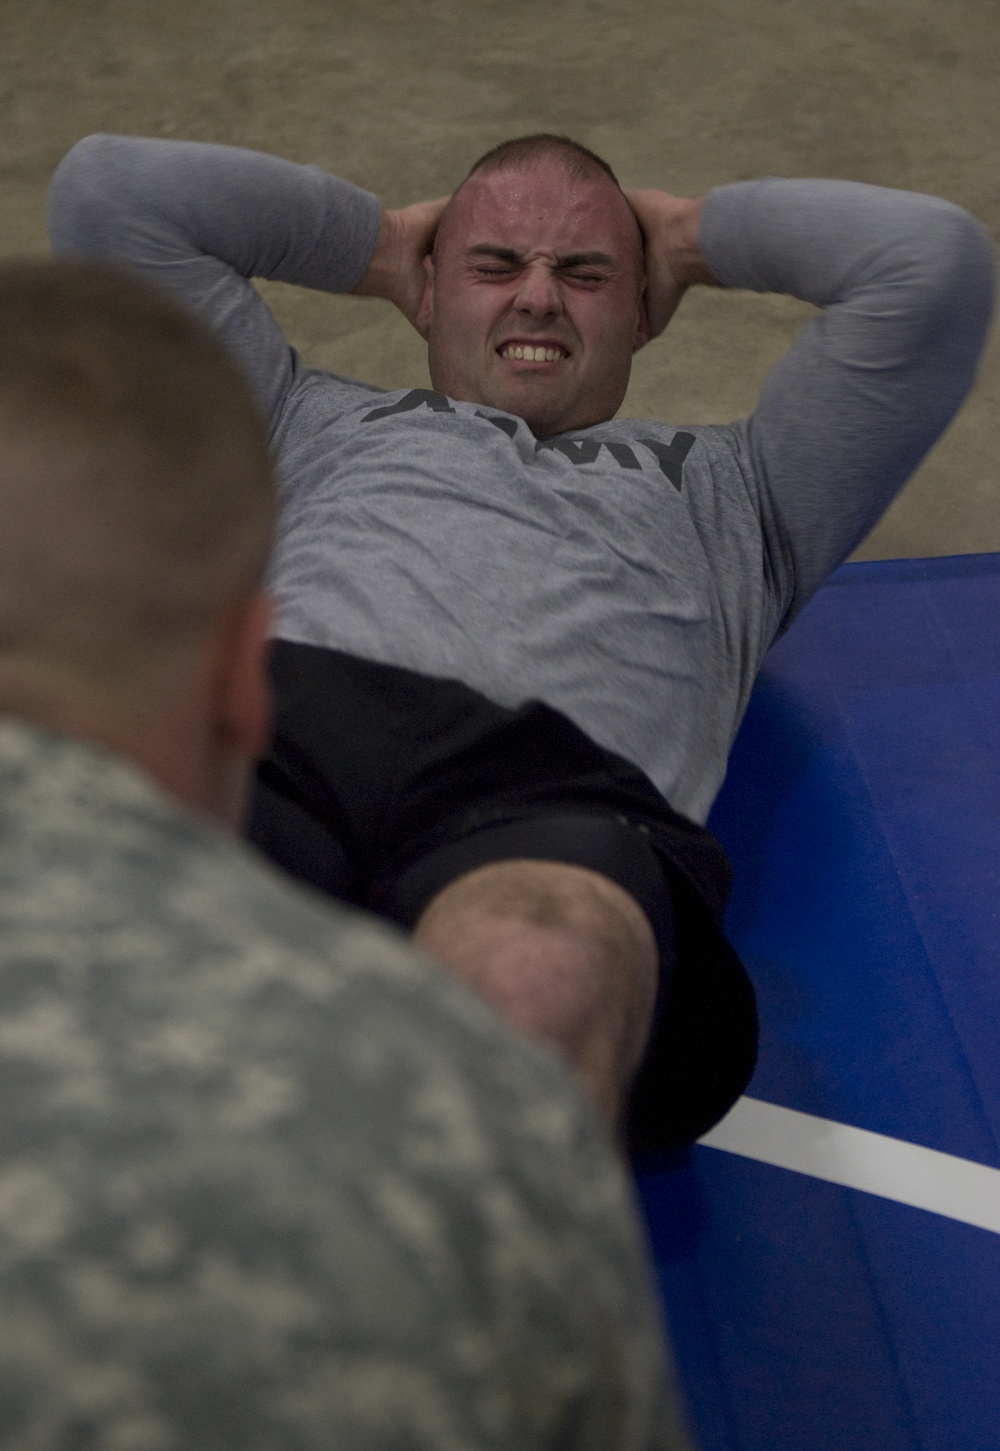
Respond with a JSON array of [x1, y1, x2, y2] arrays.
[[248, 650, 751, 1152], [412, 857, 659, 1128]]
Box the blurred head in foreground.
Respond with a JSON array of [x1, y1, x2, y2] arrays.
[[0, 258, 275, 825]]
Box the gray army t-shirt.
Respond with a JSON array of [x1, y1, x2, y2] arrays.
[[49, 137, 995, 822], [0, 720, 690, 1449]]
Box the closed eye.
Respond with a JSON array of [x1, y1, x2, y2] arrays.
[[467, 246, 523, 273], [560, 269, 608, 285], [464, 246, 615, 285], [558, 253, 615, 286]]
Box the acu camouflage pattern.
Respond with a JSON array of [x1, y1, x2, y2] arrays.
[[0, 720, 693, 1450]]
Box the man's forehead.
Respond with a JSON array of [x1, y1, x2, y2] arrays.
[[440, 162, 640, 258]]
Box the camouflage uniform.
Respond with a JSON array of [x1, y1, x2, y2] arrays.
[[0, 720, 692, 1450]]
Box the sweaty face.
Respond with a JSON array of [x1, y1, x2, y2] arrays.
[[419, 163, 648, 438]]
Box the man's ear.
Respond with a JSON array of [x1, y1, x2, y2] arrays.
[[214, 588, 273, 766], [632, 278, 652, 353], [415, 253, 435, 341], [204, 587, 274, 829]]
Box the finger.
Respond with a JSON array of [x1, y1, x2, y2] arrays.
[[401, 196, 451, 253]]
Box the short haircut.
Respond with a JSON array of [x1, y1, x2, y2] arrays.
[[0, 258, 275, 690], [464, 134, 622, 188], [434, 135, 636, 266]]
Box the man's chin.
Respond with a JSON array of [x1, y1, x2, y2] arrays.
[[479, 365, 628, 437], [429, 362, 603, 437], [477, 377, 578, 438]]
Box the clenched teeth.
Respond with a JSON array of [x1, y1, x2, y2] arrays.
[[500, 343, 567, 362]]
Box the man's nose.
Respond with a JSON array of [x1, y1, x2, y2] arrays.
[[513, 263, 562, 318]]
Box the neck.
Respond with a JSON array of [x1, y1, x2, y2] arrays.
[[0, 653, 244, 828]]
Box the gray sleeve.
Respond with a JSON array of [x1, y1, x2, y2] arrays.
[[700, 178, 996, 622], [47, 134, 382, 422]]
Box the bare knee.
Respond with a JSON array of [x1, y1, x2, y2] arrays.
[[412, 859, 659, 1127]]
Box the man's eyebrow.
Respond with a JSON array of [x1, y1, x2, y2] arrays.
[[466, 245, 524, 263], [558, 251, 615, 268], [465, 244, 616, 267]]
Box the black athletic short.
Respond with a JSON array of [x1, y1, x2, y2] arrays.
[[247, 641, 757, 1152]]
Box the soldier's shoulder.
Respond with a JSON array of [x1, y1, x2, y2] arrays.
[[0, 725, 681, 1448]]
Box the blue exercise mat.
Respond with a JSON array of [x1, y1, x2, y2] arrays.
[[635, 554, 1000, 1451]]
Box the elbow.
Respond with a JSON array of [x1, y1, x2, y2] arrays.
[[919, 200, 996, 334], [48, 134, 132, 256], [880, 199, 997, 367]]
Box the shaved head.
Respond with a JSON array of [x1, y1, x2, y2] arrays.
[[464, 134, 623, 187], [435, 133, 643, 275]]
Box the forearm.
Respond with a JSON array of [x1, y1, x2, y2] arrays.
[[49, 134, 382, 294], [700, 176, 994, 329]]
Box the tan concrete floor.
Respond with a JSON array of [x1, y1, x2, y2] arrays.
[[2, 0, 996, 559]]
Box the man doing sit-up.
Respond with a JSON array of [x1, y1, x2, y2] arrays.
[[49, 132, 995, 1149]]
